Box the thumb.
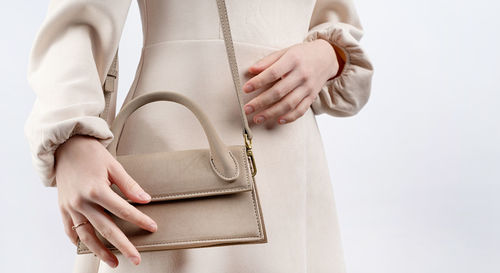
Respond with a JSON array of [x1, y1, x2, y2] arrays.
[[107, 159, 151, 204]]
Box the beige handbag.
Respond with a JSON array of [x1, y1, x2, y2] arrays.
[[76, 0, 267, 254]]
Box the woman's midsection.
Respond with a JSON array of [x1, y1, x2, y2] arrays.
[[139, 0, 312, 49], [116, 40, 282, 156]]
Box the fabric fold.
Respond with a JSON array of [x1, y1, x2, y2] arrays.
[[24, 0, 133, 187], [302, 0, 374, 117]]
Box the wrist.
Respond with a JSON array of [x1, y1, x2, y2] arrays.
[[315, 39, 346, 81], [55, 135, 98, 159], [329, 43, 346, 80]]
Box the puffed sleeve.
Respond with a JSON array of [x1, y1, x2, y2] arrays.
[[24, 0, 133, 187], [303, 0, 374, 117]]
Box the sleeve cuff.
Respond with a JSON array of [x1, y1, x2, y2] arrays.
[[303, 22, 374, 117], [25, 115, 114, 188]]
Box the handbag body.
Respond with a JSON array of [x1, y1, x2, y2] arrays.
[[76, 0, 267, 254]]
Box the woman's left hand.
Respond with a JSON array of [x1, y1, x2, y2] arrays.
[[243, 39, 343, 126]]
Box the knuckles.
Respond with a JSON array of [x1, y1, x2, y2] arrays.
[[86, 186, 103, 201], [252, 100, 264, 111], [295, 63, 312, 82], [268, 68, 280, 81], [123, 180, 140, 195], [99, 225, 114, 240], [68, 195, 86, 211], [248, 43, 325, 125], [304, 82, 314, 94], [271, 88, 284, 101], [286, 49, 301, 65], [117, 205, 132, 219], [282, 100, 294, 112], [78, 231, 92, 244]]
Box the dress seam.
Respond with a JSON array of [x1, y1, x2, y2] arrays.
[[142, 0, 149, 49], [143, 39, 282, 51], [114, 0, 148, 157]]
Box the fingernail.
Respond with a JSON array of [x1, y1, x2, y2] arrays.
[[105, 258, 117, 268], [244, 105, 254, 114], [255, 116, 265, 124], [279, 119, 287, 124], [129, 255, 140, 266], [244, 84, 254, 92], [139, 192, 150, 201], [149, 222, 158, 232]]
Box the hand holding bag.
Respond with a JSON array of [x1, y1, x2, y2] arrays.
[[76, 0, 267, 254]]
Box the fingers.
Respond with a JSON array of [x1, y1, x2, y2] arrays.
[[107, 159, 151, 204], [248, 47, 287, 74], [244, 68, 306, 124], [91, 185, 157, 233], [259, 85, 311, 125], [105, 160, 157, 232], [248, 83, 315, 125], [61, 209, 78, 246], [243, 50, 295, 94], [279, 93, 316, 123], [81, 202, 142, 266], [69, 210, 118, 268]]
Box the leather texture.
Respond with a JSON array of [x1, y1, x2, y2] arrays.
[[77, 95, 267, 253], [76, 0, 267, 254]]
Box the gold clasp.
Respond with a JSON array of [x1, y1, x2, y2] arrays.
[[244, 132, 257, 177]]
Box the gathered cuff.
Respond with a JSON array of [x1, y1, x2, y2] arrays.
[[25, 116, 114, 187], [303, 22, 374, 117]]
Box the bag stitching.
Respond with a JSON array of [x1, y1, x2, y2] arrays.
[[149, 146, 251, 200], [209, 149, 240, 180], [77, 146, 264, 254]]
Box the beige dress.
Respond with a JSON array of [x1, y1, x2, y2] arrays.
[[24, 0, 374, 272]]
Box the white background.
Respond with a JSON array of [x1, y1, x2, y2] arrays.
[[1, 0, 499, 272]]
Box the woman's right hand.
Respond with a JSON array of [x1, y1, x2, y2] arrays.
[[54, 135, 158, 268]]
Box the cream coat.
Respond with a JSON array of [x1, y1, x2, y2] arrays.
[[25, 0, 374, 272]]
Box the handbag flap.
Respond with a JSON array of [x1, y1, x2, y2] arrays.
[[109, 145, 253, 203]]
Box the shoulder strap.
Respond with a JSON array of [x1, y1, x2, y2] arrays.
[[99, 48, 119, 126], [215, 0, 253, 141], [102, 0, 253, 141]]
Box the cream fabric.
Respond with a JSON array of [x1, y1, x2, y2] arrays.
[[25, 0, 374, 272]]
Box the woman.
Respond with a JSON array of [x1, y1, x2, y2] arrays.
[[25, 0, 373, 272]]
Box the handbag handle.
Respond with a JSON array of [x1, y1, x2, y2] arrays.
[[103, 0, 253, 143], [107, 91, 240, 182], [102, 0, 257, 177]]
